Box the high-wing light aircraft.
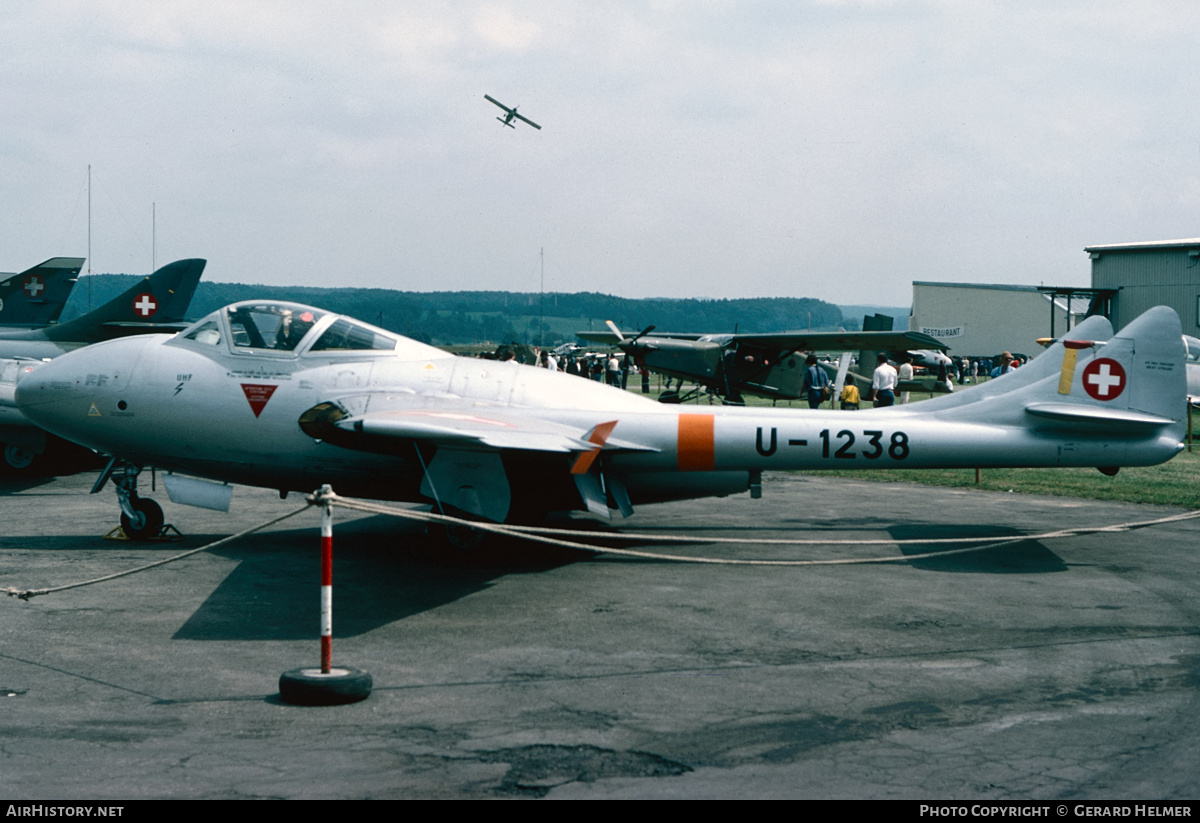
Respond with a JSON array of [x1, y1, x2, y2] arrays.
[[484, 94, 542, 130], [14, 301, 1187, 542], [0, 258, 205, 471], [0, 257, 82, 328], [576, 325, 949, 403]]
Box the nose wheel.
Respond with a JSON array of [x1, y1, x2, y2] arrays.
[[120, 494, 165, 541], [97, 459, 169, 541]]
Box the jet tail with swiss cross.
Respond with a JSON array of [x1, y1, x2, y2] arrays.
[[894, 305, 1187, 453], [41, 259, 206, 344]]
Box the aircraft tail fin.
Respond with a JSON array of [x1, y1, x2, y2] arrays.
[[928, 306, 1186, 441], [0, 257, 83, 327], [41, 258, 206, 344]]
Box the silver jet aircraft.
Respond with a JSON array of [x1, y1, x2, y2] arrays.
[[14, 300, 1187, 541]]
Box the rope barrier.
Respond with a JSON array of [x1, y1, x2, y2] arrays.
[[3, 504, 314, 601], [7, 487, 1200, 599], [315, 490, 1200, 566]]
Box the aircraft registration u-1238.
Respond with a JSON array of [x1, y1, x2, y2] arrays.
[[13, 300, 1188, 541]]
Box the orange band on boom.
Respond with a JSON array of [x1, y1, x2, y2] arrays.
[[677, 414, 715, 471]]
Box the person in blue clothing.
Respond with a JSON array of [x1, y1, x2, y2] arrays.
[[802, 354, 830, 409], [990, 351, 1015, 378]]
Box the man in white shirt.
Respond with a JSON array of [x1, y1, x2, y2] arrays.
[[872, 353, 898, 407], [897, 356, 914, 404]]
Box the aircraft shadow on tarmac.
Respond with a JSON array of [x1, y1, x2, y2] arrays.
[[170, 516, 1064, 640], [886, 524, 1067, 574], [172, 514, 600, 641]]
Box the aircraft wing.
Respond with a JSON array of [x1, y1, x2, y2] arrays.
[[576, 330, 705, 344], [484, 94, 511, 113], [512, 111, 542, 130], [722, 330, 947, 352], [577, 329, 947, 351], [300, 404, 653, 455]]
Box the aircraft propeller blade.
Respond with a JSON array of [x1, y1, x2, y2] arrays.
[[631, 324, 656, 342]]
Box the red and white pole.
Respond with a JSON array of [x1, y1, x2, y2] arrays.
[[278, 486, 372, 705], [320, 494, 333, 673]]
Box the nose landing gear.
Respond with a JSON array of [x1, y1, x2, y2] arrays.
[[94, 458, 167, 541]]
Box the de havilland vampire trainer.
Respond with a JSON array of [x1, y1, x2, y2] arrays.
[[14, 300, 1188, 541]]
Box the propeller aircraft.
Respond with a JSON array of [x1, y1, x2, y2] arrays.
[[576, 325, 950, 403], [484, 94, 542, 130], [13, 300, 1188, 543]]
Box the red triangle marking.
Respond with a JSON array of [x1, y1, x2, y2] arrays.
[[241, 384, 279, 418]]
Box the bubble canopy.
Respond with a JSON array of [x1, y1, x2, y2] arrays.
[[174, 300, 445, 359]]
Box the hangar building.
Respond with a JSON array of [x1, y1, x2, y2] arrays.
[[908, 282, 1088, 358], [1087, 238, 1200, 332]]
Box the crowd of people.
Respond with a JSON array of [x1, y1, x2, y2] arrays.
[[476, 341, 1028, 408], [484, 344, 632, 386]]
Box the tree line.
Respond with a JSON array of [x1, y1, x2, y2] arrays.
[[60, 276, 853, 346]]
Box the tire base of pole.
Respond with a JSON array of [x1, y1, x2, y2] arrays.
[[279, 666, 372, 706]]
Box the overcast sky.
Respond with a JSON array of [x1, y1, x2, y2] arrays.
[[4, 1, 1199, 307]]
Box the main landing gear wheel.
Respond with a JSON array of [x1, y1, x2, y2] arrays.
[[279, 667, 372, 706], [2, 442, 36, 472], [442, 520, 488, 551], [120, 496, 164, 541]]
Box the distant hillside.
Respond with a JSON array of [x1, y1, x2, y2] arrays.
[[59, 275, 849, 347]]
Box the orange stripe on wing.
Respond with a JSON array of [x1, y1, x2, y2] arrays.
[[677, 414, 715, 471], [570, 420, 618, 475]]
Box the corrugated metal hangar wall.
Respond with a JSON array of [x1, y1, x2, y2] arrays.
[[1087, 238, 1200, 332]]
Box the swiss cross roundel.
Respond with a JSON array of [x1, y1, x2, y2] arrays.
[[1082, 357, 1126, 401], [132, 292, 158, 318], [23, 275, 45, 297]]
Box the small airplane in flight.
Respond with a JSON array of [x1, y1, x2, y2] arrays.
[[484, 94, 542, 130], [577, 324, 949, 403], [0, 257, 83, 328], [14, 300, 1187, 543], [0, 258, 205, 472]]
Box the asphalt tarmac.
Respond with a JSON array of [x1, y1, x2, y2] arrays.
[[2, 468, 1199, 800]]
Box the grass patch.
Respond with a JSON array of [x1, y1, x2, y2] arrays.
[[811, 448, 1200, 507]]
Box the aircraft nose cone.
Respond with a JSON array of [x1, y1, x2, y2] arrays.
[[14, 336, 150, 439], [14, 356, 85, 426]]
